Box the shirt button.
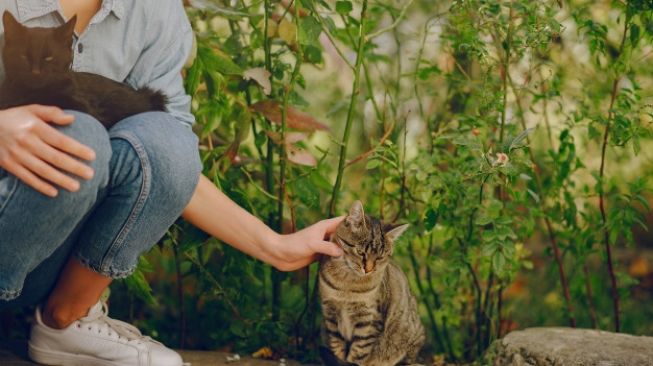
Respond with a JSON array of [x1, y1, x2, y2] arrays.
[[78, 43, 84, 53]]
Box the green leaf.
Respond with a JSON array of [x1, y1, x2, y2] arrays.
[[185, 58, 203, 96], [124, 267, 157, 306], [299, 16, 323, 47], [509, 128, 534, 151], [198, 44, 242, 76], [492, 252, 506, 273], [425, 208, 438, 229], [336, 1, 353, 14], [310, 170, 333, 191], [293, 177, 320, 208], [631, 24, 641, 48], [366, 159, 381, 170]]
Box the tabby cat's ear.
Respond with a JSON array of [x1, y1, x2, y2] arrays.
[[57, 15, 77, 39], [385, 224, 409, 243], [3, 11, 24, 39], [346, 200, 366, 229]]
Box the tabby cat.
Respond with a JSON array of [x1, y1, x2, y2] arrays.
[[0, 11, 166, 129], [319, 201, 425, 366]]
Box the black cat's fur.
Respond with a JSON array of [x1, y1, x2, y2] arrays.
[[0, 11, 167, 129]]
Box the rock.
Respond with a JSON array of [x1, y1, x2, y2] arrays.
[[491, 327, 653, 366]]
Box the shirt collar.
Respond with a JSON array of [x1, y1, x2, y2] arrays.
[[17, 0, 124, 23]]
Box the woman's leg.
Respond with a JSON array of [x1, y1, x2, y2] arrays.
[[27, 112, 201, 366], [0, 111, 111, 305], [39, 112, 201, 329]]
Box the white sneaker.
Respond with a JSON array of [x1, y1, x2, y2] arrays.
[[28, 301, 184, 366]]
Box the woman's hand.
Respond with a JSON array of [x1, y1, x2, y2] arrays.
[[268, 217, 345, 271], [0, 105, 96, 197], [182, 175, 344, 271]]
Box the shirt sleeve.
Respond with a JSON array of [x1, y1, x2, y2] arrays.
[[126, 0, 195, 127]]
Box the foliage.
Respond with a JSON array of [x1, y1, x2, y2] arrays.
[[113, 0, 653, 363]]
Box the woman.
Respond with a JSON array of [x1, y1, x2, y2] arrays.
[[0, 1, 343, 365]]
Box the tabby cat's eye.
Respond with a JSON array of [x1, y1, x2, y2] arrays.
[[45, 56, 54, 62]]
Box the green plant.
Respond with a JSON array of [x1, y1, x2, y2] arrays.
[[113, 0, 653, 363]]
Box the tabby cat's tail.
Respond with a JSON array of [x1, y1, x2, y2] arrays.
[[139, 87, 168, 112]]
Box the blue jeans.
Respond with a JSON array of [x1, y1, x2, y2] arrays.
[[0, 111, 201, 308]]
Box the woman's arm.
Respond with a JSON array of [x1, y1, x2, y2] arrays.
[[182, 175, 343, 271]]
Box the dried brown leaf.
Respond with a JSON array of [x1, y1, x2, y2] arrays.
[[252, 101, 329, 132], [287, 145, 317, 166]]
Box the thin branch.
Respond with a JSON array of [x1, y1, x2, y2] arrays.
[[367, 0, 420, 39], [599, 18, 630, 333], [329, 0, 369, 216], [345, 122, 394, 168], [507, 73, 577, 328]]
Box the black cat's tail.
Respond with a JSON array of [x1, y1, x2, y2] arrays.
[[139, 87, 168, 112]]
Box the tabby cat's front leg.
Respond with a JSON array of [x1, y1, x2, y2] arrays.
[[321, 316, 347, 362], [344, 319, 383, 365]]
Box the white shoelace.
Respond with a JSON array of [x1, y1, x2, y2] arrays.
[[79, 302, 161, 346]]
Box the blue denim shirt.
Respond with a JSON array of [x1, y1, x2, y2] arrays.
[[0, 0, 195, 126]]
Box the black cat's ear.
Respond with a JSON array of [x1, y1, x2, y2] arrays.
[[3, 11, 24, 39], [385, 224, 409, 243], [57, 15, 77, 39], [346, 200, 366, 229]]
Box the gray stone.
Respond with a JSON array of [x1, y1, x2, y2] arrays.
[[492, 327, 653, 366]]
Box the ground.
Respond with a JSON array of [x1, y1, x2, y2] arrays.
[[0, 341, 313, 366]]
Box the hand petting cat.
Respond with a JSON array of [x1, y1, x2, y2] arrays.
[[0, 105, 95, 197], [273, 216, 345, 271]]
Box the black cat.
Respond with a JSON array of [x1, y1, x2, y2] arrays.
[[0, 11, 167, 129]]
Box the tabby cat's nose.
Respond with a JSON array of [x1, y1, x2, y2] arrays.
[[364, 261, 375, 274]]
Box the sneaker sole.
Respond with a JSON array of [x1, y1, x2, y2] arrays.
[[28, 342, 124, 366]]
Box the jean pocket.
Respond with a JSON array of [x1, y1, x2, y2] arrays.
[[0, 170, 18, 217]]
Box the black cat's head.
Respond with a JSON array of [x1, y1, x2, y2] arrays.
[[2, 11, 76, 76]]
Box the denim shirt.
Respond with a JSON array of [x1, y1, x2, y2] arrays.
[[0, 0, 195, 127]]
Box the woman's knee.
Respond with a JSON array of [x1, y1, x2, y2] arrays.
[[110, 112, 201, 210], [59, 111, 111, 190]]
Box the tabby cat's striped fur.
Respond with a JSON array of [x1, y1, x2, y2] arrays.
[[319, 201, 425, 366]]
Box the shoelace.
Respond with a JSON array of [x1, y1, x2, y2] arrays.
[[79, 301, 162, 346]]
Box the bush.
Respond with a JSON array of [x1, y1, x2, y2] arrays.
[[112, 0, 653, 363]]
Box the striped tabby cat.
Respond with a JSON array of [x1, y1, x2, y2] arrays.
[[319, 201, 425, 366]]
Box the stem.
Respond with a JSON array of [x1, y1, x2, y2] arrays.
[[173, 244, 186, 348], [273, 3, 305, 324], [263, 0, 283, 323], [507, 73, 577, 328], [499, 2, 514, 144], [583, 263, 599, 329], [599, 18, 629, 332], [393, 121, 408, 222], [426, 236, 457, 361], [329, 0, 369, 216], [539, 70, 555, 148], [408, 239, 445, 353], [496, 286, 504, 338], [482, 271, 494, 350], [600, 77, 622, 332]]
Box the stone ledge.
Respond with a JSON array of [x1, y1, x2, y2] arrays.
[[492, 327, 653, 366]]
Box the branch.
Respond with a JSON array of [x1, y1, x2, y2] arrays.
[[345, 122, 394, 168], [329, 0, 369, 216], [367, 0, 420, 39], [599, 17, 629, 333]]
